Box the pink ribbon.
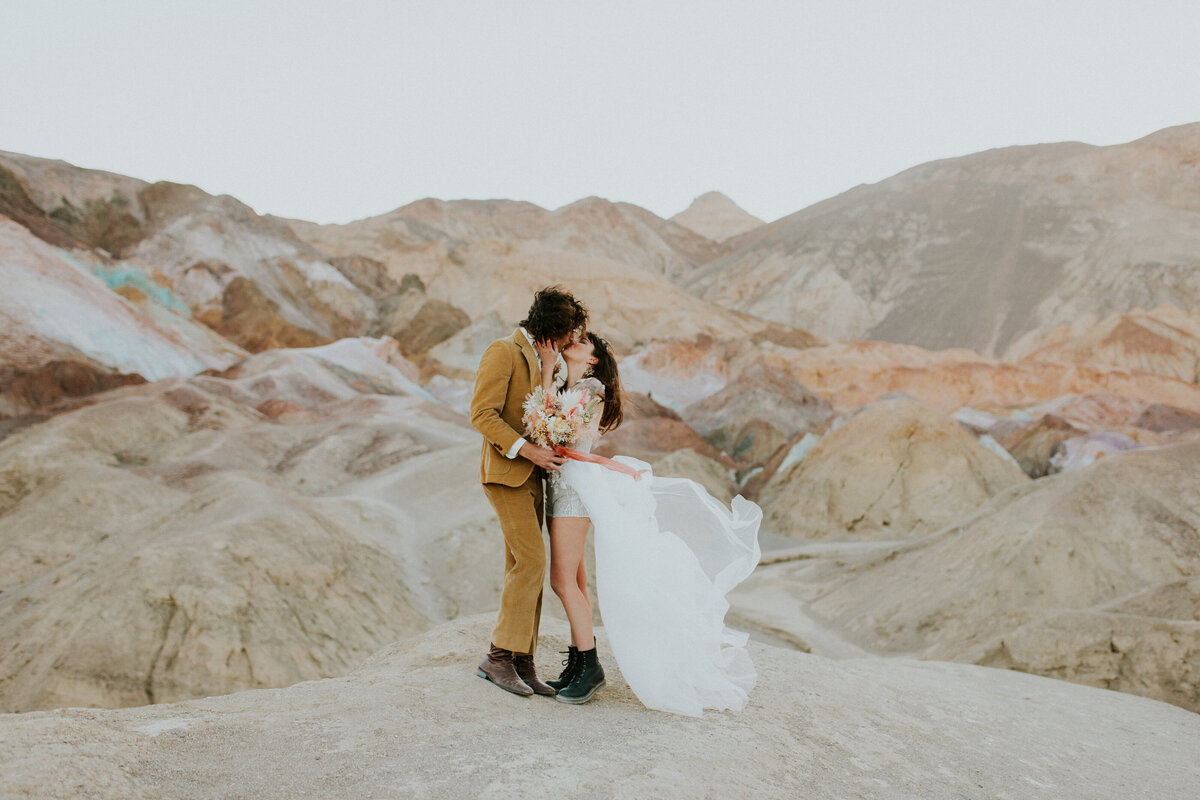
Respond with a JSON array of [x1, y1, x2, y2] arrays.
[[555, 446, 648, 481]]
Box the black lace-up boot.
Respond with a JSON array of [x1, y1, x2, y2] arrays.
[[546, 644, 579, 692], [555, 644, 605, 704]]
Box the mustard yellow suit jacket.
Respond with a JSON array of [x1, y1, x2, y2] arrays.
[[470, 329, 542, 487]]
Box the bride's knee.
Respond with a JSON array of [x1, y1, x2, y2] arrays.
[[549, 570, 576, 599]]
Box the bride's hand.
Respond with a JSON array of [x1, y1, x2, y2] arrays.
[[533, 337, 559, 368]]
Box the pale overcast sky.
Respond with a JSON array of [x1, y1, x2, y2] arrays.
[[4, 1, 1198, 224]]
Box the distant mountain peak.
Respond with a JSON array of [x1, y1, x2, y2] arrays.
[[670, 192, 764, 242]]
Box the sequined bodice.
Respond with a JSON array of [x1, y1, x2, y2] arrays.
[[563, 376, 605, 453], [546, 376, 605, 518]]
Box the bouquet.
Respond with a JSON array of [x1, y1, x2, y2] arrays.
[[521, 384, 647, 481], [522, 385, 601, 448]]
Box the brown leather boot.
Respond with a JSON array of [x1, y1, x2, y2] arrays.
[[513, 653, 557, 696], [476, 644, 534, 696]]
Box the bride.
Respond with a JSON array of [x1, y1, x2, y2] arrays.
[[531, 331, 761, 717]]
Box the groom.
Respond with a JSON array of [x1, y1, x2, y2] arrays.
[[469, 286, 588, 696]]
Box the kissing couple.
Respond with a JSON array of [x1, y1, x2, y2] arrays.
[[468, 286, 762, 717]]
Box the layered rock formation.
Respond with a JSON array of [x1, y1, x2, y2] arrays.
[[0, 150, 368, 353], [992, 413, 1084, 477], [621, 336, 1200, 424], [0, 151, 146, 255], [618, 338, 732, 410], [0, 218, 246, 428], [286, 194, 723, 282], [751, 339, 1200, 414], [6, 125, 1200, 736], [3, 148, 803, 371], [1006, 303, 1200, 381], [0, 219, 245, 381], [2, 616, 1198, 800], [964, 391, 1200, 476], [682, 360, 833, 466]]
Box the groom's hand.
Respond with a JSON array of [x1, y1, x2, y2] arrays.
[[519, 441, 566, 470]]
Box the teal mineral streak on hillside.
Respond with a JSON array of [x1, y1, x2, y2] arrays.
[[58, 249, 192, 316], [96, 267, 191, 315], [55, 248, 94, 275]]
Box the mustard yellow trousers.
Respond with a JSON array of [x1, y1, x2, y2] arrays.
[[483, 471, 545, 654]]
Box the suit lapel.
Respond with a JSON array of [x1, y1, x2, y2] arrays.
[[513, 328, 540, 388]]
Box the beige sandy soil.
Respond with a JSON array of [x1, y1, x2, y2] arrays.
[[1, 615, 1198, 800]]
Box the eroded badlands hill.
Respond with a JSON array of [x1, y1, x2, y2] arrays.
[[0, 340, 502, 712]]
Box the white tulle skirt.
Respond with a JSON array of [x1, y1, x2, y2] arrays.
[[559, 455, 762, 717]]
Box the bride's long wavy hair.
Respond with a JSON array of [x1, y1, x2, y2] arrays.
[[586, 332, 624, 433]]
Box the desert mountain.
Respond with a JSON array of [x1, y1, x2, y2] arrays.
[[690, 123, 1200, 355], [737, 339, 1200, 414], [622, 335, 1200, 486], [670, 191, 765, 242], [2, 615, 1198, 799], [2, 150, 790, 362]]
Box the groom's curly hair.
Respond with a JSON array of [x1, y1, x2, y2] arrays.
[[520, 286, 588, 343]]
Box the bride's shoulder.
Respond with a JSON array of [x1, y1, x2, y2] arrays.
[[580, 376, 605, 397]]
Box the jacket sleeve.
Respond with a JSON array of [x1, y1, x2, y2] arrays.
[[470, 340, 525, 456]]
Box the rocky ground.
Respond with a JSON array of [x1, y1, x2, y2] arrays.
[[1, 615, 1198, 800]]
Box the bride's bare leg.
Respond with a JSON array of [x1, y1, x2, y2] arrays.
[[550, 516, 594, 649], [576, 558, 591, 619]]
